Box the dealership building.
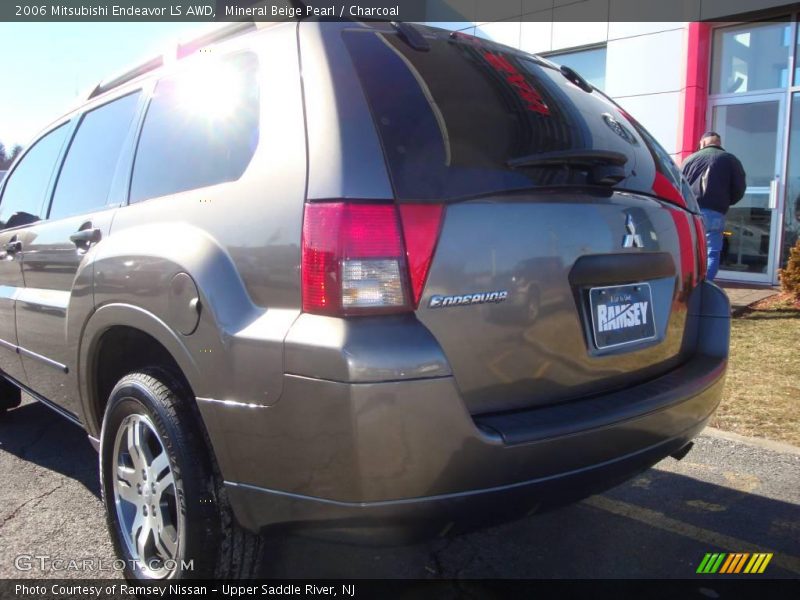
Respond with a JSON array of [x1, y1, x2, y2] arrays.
[[432, 1, 800, 286]]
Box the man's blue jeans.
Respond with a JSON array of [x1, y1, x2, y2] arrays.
[[701, 208, 725, 281]]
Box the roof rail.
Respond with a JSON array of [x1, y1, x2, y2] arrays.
[[177, 21, 257, 59], [86, 21, 258, 101], [87, 55, 163, 100]]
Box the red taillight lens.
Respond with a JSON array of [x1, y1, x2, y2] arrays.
[[652, 171, 688, 210], [693, 214, 708, 281], [302, 202, 444, 316], [398, 204, 444, 307]]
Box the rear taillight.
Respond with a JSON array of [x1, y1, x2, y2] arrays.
[[302, 202, 443, 316], [398, 204, 444, 306], [693, 214, 708, 281], [652, 172, 688, 210]]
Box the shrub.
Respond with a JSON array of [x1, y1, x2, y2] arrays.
[[779, 238, 800, 300]]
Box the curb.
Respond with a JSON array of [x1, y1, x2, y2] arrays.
[[702, 426, 800, 456]]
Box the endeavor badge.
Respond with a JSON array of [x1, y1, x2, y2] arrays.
[[429, 290, 509, 308]]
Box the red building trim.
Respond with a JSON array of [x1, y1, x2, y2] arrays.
[[678, 22, 712, 164]]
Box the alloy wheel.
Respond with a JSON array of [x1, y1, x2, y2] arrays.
[[112, 413, 180, 578]]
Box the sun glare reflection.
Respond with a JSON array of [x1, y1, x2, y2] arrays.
[[174, 57, 245, 120]]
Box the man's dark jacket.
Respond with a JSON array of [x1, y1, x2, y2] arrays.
[[681, 145, 746, 214]]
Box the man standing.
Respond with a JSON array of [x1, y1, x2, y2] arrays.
[[681, 131, 747, 281]]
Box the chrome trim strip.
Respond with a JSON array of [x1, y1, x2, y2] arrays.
[[196, 396, 269, 409], [0, 338, 68, 374], [17, 346, 69, 374]]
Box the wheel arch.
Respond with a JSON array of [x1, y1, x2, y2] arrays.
[[79, 303, 204, 438]]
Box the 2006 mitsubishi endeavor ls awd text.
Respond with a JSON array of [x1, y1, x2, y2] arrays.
[[0, 21, 730, 580]]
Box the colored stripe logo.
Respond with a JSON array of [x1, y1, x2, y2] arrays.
[[697, 553, 773, 574]]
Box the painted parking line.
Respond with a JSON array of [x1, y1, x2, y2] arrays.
[[584, 495, 800, 575]]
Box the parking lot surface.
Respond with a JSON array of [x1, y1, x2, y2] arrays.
[[1, 397, 798, 579]]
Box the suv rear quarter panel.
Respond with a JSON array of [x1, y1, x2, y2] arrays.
[[82, 23, 306, 431], [299, 21, 394, 201]]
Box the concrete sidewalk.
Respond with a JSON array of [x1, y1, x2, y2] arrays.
[[717, 282, 780, 314]]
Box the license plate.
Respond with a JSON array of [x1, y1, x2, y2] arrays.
[[589, 283, 656, 350]]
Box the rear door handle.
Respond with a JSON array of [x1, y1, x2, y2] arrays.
[[69, 228, 102, 247], [4, 240, 22, 255]]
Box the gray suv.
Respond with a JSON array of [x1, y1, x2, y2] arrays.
[[0, 21, 730, 580]]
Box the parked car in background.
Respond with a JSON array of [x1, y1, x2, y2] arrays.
[[0, 21, 730, 581]]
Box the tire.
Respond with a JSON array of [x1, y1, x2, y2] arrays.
[[99, 368, 262, 580], [0, 377, 22, 414]]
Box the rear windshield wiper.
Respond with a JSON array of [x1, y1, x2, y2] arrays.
[[507, 150, 629, 186], [507, 149, 628, 169]]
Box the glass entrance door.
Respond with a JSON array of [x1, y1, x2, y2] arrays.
[[783, 94, 800, 268], [710, 95, 785, 283]]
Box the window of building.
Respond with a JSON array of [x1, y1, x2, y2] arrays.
[[0, 124, 69, 230], [783, 93, 800, 266], [545, 46, 607, 91], [795, 23, 800, 86], [711, 21, 791, 94], [129, 52, 260, 204], [49, 92, 141, 220]]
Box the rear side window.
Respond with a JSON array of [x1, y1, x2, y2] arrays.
[[49, 92, 141, 220], [343, 30, 671, 202], [0, 124, 68, 230], [129, 52, 260, 204]]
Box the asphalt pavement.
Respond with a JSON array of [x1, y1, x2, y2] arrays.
[[1, 396, 798, 580]]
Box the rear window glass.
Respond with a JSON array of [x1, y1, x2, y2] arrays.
[[343, 30, 681, 203], [129, 52, 259, 204]]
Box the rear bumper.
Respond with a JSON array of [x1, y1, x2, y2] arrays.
[[197, 282, 730, 540], [213, 359, 723, 542], [223, 413, 714, 543]]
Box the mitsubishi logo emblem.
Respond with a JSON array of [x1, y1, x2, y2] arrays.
[[622, 214, 644, 248]]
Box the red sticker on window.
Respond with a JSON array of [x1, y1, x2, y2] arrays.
[[483, 51, 550, 116]]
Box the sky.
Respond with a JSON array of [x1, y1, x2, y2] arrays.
[[0, 22, 211, 149]]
